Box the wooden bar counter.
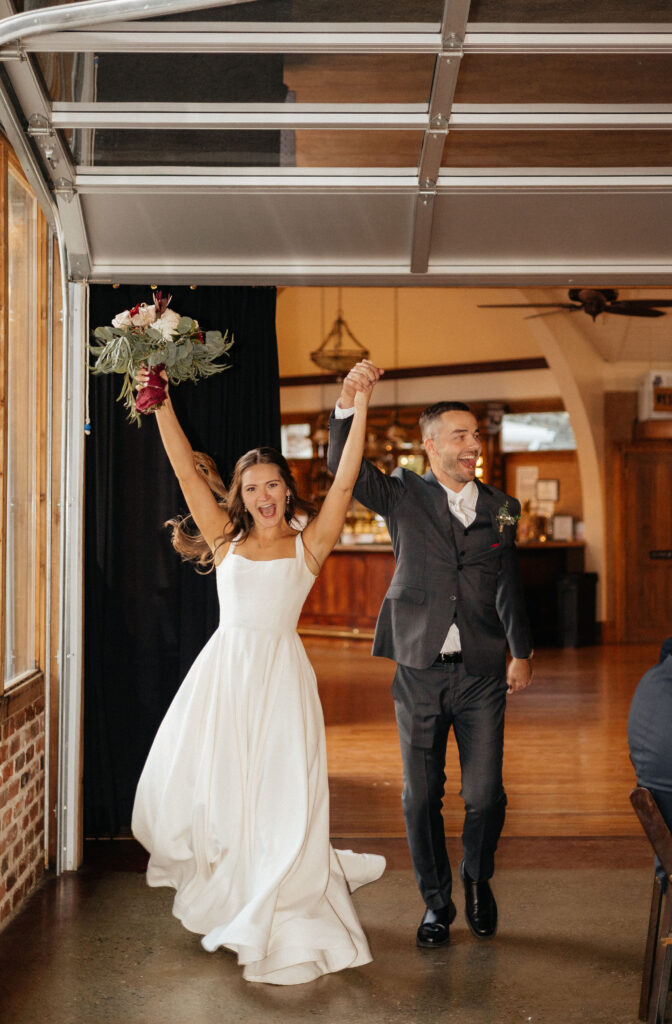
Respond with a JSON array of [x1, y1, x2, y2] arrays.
[[300, 540, 590, 645], [300, 544, 394, 636]]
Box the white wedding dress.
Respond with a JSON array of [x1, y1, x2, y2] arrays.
[[132, 532, 385, 985]]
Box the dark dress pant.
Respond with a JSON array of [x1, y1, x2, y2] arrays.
[[392, 660, 507, 910]]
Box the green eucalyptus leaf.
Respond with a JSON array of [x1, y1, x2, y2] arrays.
[[93, 325, 115, 341], [176, 339, 193, 360], [165, 340, 178, 367], [148, 349, 166, 368]]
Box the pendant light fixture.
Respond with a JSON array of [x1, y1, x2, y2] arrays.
[[310, 287, 369, 373]]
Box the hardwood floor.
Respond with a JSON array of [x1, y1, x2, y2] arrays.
[[307, 639, 660, 839]]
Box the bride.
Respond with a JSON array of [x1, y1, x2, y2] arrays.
[[131, 361, 385, 985]]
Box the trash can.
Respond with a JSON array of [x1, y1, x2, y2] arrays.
[[556, 572, 598, 647]]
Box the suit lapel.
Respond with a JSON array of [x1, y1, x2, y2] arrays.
[[423, 470, 452, 523], [475, 481, 497, 529], [423, 470, 460, 551]]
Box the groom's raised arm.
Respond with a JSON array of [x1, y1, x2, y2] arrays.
[[327, 361, 402, 518]]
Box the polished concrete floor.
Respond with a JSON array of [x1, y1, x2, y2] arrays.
[[0, 837, 662, 1024], [1, 642, 669, 1022]]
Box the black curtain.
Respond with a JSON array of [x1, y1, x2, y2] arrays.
[[84, 285, 280, 837]]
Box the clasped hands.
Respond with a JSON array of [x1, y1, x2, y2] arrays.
[[339, 360, 384, 409]]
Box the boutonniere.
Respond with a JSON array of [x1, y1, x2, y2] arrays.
[[496, 500, 520, 534]]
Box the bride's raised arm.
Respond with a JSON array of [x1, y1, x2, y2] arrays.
[[302, 361, 383, 571], [138, 369, 230, 553]]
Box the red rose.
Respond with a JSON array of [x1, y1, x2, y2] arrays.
[[134, 365, 167, 415]]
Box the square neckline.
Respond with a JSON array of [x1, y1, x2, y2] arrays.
[[226, 531, 301, 564]]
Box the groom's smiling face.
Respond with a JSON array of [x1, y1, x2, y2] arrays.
[[423, 411, 482, 491]]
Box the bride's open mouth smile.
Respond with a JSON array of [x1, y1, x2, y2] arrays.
[[258, 503, 278, 519]]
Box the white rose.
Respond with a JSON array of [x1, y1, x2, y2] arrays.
[[155, 308, 181, 340], [111, 309, 132, 328], [131, 303, 156, 328]]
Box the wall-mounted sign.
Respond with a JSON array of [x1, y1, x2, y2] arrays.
[[653, 387, 672, 412], [639, 371, 672, 421]]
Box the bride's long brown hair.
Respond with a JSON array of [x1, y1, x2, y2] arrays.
[[165, 447, 316, 572]]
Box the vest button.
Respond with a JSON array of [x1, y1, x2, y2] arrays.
[[457, 565, 463, 571]]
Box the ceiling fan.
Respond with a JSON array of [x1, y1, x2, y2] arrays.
[[479, 288, 672, 321]]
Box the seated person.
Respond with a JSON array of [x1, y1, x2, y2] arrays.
[[628, 637, 672, 888]]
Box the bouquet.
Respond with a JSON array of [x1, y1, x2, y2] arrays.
[[90, 291, 233, 425]]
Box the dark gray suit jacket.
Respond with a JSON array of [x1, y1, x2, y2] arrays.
[[328, 412, 532, 676]]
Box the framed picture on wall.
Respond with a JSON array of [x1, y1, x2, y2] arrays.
[[552, 514, 574, 542], [536, 478, 559, 502]]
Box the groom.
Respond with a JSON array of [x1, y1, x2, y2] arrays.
[[328, 361, 533, 948]]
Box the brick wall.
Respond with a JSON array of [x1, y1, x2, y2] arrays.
[[0, 682, 46, 929]]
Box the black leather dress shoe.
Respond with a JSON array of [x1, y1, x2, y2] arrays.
[[460, 860, 497, 939], [416, 900, 456, 948]]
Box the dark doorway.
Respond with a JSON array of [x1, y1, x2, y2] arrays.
[[84, 284, 280, 840]]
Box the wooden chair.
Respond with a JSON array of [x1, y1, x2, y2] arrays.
[[630, 786, 672, 1024]]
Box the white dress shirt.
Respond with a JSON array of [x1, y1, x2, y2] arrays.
[[438, 480, 478, 653], [334, 402, 355, 420]]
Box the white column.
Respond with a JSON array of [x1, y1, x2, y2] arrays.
[[56, 281, 88, 873], [523, 293, 607, 620]]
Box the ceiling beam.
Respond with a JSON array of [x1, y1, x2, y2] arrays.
[[464, 26, 672, 55], [411, 1, 471, 274], [83, 263, 672, 288], [74, 170, 421, 193], [11, 27, 442, 55], [449, 106, 672, 130], [52, 106, 430, 130], [410, 190, 436, 275], [280, 357, 549, 388], [50, 103, 672, 133], [14, 24, 672, 55], [442, 0, 472, 48], [72, 169, 672, 195], [0, 0, 260, 48]]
